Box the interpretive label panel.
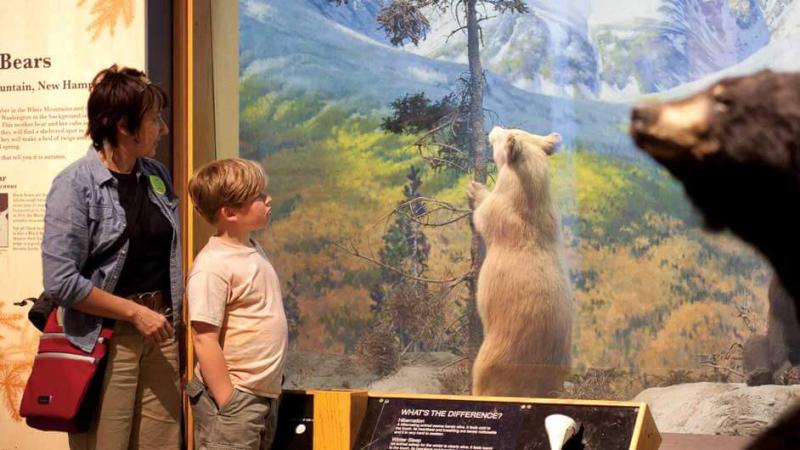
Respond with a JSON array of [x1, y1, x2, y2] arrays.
[[354, 397, 640, 450], [0, 1, 145, 447], [355, 398, 523, 450]]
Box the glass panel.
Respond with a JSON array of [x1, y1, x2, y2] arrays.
[[238, 0, 799, 438]]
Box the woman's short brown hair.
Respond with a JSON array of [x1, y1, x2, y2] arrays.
[[87, 64, 168, 150], [188, 158, 268, 224]]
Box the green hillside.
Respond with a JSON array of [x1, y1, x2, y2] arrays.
[[241, 81, 770, 380]]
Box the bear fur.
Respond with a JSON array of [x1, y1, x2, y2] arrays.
[[629, 70, 800, 449], [468, 126, 574, 398], [629, 69, 800, 326], [743, 275, 800, 385]]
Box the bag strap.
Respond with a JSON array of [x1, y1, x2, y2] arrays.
[[42, 303, 115, 338], [80, 217, 130, 277]]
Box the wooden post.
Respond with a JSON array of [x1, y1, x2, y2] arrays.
[[312, 389, 368, 450], [631, 402, 661, 450]]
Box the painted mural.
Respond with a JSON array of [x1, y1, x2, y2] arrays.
[[239, 0, 799, 396]]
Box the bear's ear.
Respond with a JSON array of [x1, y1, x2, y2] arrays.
[[505, 134, 520, 163], [543, 133, 562, 156]]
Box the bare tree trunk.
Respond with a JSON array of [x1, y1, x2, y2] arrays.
[[466, 0, 486, 357]]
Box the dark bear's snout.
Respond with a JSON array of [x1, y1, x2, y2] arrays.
[[629, 102, 669, 157], [629, 92, 718, 162], [630, 103, 661, 131]]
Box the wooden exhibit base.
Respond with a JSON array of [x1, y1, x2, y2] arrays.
[[274, 390, 661, 450], [660, 433, 752, 450]]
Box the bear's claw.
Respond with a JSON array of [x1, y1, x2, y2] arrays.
[[467, 180, 488, 205]]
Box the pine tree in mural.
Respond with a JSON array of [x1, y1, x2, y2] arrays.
[[381, 92, 467, 173], [332, 0, 529, 354], [359, 166, 457, 373], [378, 165, 430, 286], [367, 166, 442, 352]]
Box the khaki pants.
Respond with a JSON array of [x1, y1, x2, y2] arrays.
[[69, 321, 181, 450], [187, 378, 278, 450]]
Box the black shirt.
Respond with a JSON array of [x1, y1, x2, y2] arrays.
[[110, 170, 172, 299]]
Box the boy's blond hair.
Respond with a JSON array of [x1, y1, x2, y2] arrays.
[[188, 158, 267, 223]]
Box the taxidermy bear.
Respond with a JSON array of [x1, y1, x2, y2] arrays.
[[468, 126, 574, 398], [630, 69, 800, 326], [630, 69, 800, 449], [743, 275, 800, 386]]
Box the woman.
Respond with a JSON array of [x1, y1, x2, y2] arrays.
[[41, 65, 182, 450]]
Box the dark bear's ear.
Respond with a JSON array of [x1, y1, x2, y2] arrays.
[[506, 134, 520, 163], [543, 133, 562, 156]]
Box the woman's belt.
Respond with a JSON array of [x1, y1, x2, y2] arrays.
[[126, 291, 169, 317]]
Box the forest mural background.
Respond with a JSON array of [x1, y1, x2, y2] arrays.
[[239, 0, 799, 393]]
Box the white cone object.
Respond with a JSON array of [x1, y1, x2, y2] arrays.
[[544, 414, 578, 450]]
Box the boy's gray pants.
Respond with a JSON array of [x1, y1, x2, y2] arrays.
[[187, 378, 279, 450]]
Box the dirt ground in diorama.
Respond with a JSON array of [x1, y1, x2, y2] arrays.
[[241, 0, 800, 436]]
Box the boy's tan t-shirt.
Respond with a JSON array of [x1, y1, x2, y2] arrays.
[[187, 236, 288, 398]]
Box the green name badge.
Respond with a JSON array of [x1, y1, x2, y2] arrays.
[[149, 175, 167, 195]]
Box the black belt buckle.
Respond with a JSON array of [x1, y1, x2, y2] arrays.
[[130, 291, 162, 312]]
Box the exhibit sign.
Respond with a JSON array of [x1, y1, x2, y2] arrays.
[[0, 1, 145, 447], [353, 394, 660, 450], [356, 397, 524, 450]]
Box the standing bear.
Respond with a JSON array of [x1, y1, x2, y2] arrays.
[[468, 126, 574, 398]]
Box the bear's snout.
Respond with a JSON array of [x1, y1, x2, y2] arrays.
[[629, 103, 669, 158], [631, 103, 660, 131]]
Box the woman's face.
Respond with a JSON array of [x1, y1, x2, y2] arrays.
[[132, 108, 169, 158]]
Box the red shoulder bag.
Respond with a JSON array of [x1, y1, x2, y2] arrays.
[[19, 310, 114, 432]]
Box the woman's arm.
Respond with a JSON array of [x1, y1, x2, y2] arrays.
[[42, 170, 173, 343], [41, 172, 94, 307], [192, 321, 234, 408]]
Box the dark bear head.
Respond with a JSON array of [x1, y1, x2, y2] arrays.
[[629, 69, 800, 313]]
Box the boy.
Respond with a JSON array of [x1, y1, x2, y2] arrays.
[[186, 158, 288, 450]]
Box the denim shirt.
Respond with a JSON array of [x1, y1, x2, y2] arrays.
[[42, 147, 183, 352]]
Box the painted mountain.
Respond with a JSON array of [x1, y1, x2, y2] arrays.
[[241, 0, 800, 152], [239, 0, 632, 156], [274, 0, 799, 102], [239, 0, 797, 387]]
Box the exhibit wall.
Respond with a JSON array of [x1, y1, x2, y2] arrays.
[[0, 1, 145, 447], [238, 0, 795, 395]]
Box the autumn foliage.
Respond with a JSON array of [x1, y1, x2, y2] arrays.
[[241, 78, 769, 390]]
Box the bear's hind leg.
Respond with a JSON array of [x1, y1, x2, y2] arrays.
[[473, 356, 567, 398]]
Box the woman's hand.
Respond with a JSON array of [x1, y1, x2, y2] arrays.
[[72, 287, 176, 344], [131, 305, 174, 343]]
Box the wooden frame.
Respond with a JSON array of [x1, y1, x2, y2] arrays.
[[166, 4, 662, 450], [170, 0, 192, 447], [302, 391, 661, 450], [173, 1, 238, 447]]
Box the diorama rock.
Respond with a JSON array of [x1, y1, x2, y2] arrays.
[[634, 382, 800, 436]]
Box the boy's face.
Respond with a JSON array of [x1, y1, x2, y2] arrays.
[[232, 191, 272, 231]]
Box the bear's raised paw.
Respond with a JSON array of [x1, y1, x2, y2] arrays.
[[467, 180, 489, 206]]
